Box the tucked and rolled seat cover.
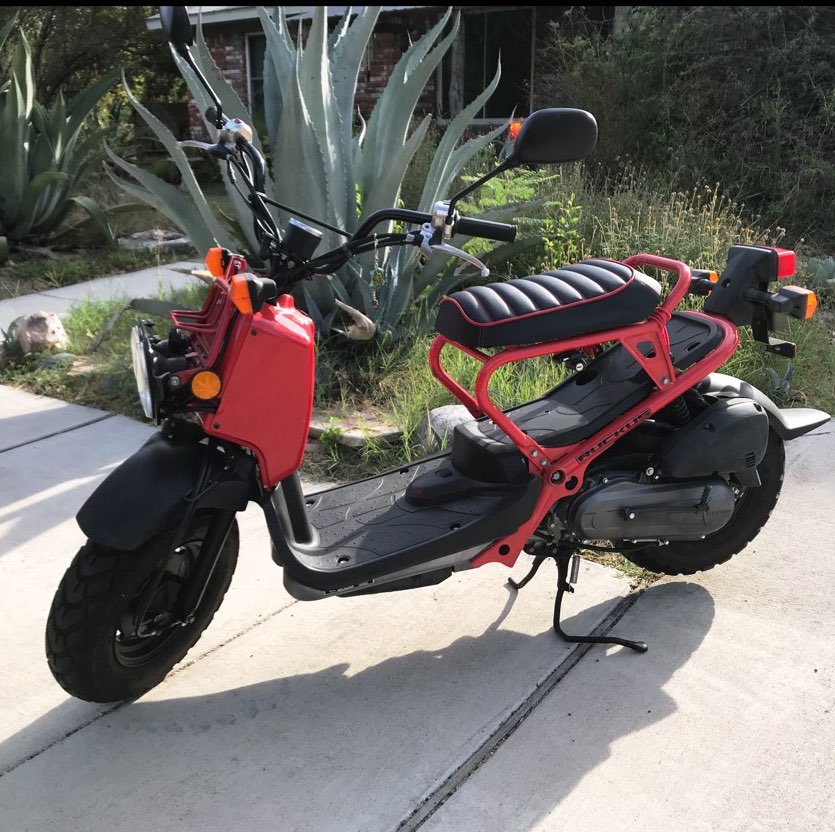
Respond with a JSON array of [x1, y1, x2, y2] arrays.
[[435, 259, 662, 348]]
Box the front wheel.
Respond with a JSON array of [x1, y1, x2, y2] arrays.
[[46, 512, 239, 703], [622, 429, 785, 575]]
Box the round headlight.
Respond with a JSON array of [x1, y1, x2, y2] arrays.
[[130, 326, 154, 419]]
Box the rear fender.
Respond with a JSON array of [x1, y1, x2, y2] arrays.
[[696, 373, 831, 440], [77, 428, 257, 551]]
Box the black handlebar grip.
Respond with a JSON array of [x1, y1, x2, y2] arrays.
[[454, 217, 517, 243], [205, 106, 218, 124]]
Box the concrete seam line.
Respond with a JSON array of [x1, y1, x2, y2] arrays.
[[394, 589, 646, 832], [0, 599, 300, 779], [0, 414, 114, 455]]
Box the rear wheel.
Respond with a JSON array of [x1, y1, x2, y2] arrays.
[[622, 429, 785, 575], [46, 512, 238, 703]]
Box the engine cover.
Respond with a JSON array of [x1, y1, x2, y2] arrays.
[[566, 476, 736, 541]]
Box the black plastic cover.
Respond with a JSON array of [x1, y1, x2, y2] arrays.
[[703, 244, 777, 325], [510, 108, 598, 165], [77, 432, 255, 551], [696, 373, 831, 440], [661, 398, 769, 478]]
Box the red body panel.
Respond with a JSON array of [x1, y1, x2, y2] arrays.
[[202, 295, 315, 488]]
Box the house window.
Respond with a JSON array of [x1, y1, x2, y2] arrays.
[[442, 7, 535, 121], [247, 33, 267, 133]]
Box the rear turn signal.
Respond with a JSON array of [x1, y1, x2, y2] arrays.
[[191, 370, 222, 400], [775, 285, 818, 320]]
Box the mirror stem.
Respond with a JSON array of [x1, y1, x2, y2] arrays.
[[176, 44, 224, 129], [446, 157, 516, 223]]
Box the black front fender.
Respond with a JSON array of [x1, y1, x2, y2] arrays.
[[77, 430, 257, 551], [696, 373, 831, 440]]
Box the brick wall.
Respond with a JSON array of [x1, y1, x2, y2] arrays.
[[353, 10, 444, 119], [189, 10, 445, 137], [187, 32, 248, 137]]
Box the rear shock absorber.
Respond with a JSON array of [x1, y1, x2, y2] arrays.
[[661, 395, 690, 426]]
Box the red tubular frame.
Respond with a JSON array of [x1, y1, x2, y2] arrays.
[[429, 254, 740, 569]]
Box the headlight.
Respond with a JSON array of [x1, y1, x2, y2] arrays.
[[130, 326, 155, 419]]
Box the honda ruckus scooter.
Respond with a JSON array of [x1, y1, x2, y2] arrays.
[[45, 7, 831, 703]]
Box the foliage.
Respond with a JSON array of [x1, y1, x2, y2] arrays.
[[0, 21, 117, 256], [536, 6, 835, 248], [0, 6, 182, 104], [108, 7, 520, 335]]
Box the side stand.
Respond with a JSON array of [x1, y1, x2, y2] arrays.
[[509, 547, 647, 653]]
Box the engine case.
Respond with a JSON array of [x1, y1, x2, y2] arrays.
[[566, 476, 736, 541]]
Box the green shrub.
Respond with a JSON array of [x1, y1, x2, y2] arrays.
[[0, 20, 116, 257], [536, 6, 835, 248]]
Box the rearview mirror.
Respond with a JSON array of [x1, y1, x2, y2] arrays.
[[159, 6, 193, 56], [509, 108, 598, 165]]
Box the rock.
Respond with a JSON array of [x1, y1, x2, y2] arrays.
[[308, 407, 401, 449], [13, 311, 69, 354], [419, 404, 474, 451], [117, 228, 192, 251], [35, 352, 76, 370]]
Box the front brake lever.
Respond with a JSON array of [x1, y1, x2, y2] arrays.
[[177, 139, 233, 160], [418, 222, 489, 277]]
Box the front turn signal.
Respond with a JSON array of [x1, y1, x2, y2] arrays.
[[229, 274, 254, 315], [191, 370, 222, 400], [205, 247, 227, 278]]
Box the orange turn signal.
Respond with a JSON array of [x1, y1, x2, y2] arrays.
[[229, 274, 254, 315], [707, 271, 719, 283], [205, 247, 225, 278], [191, 370, 222, 400], [784, 286, 818, 319]]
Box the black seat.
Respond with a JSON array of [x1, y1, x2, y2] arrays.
[[435, 259, 662, 348]]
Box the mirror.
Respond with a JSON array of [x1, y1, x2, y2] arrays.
[[509, 108, 597, 165], [159, 6, 193, 55]]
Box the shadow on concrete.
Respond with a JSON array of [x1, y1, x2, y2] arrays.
[[0, 582, 714, 832], [0, 419, 148, 556], [424, 581, 717, 831]]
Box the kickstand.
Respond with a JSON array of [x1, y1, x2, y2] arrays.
[[508, 548, 647, 653]]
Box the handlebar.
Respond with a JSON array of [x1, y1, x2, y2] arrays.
[[453, 217, 517, 243]]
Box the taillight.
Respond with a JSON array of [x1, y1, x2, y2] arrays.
[[773, 247, 796, 279]]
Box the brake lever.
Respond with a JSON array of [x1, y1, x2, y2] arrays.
[[177, 139, 233, 159], [417, 223, 489, 277], [177, 118, 254, 160]]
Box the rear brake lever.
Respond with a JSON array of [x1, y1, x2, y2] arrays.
[[417, 223, 489, 277]]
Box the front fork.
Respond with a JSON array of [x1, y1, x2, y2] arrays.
[[130, 440, 240, 637]]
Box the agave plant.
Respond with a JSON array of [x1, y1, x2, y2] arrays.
[[0, 22, 116, 259], [107, 7, 532, 336]]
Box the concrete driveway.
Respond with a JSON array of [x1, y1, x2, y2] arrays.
[[0, 384, 832, 832]]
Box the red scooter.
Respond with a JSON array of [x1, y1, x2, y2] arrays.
[[45, 8, 829, 702]]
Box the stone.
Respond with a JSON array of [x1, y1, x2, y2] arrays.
[[13, 311, 69, 354], [35, 352, 76, 370], [308, 407, 401, 449], [117, 228, 192, 252], [419, 403, 473, 450]]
